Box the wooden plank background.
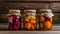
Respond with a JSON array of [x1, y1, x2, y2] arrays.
[[0, 0, 60, 24], [0, 0, 60, 1]]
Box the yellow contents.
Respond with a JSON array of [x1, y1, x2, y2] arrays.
[[39, 16, 52, 30], [29, 18, 36, 23], [24, 18, 29, 22], [44, 21, 52, 29], [24, 16, 36, 30], [24, 23, 31, 30]]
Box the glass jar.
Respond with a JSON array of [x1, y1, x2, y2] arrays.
[[7, 10, 22, 30], [23, 10, 36, 30], [38, 9, 54, 30]]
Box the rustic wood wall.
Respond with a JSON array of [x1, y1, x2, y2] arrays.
[[0, 0, 60, 24]]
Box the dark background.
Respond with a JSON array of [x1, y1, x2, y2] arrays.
[[0, 0, 60, 24]]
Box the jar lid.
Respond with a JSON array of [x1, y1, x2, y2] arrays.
[[39, 9, 52, 13], [9, 9, 21, 13], [24, 10, 36, 12], [39, 9, 54, 16], [7, 10, 21, 16]]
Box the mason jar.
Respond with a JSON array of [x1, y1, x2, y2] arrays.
[[23, 10, 36, 30], [38, 9, 54, 30], [7, 10, 22, 30]]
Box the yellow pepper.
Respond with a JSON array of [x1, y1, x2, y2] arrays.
[[24, 15, 36, 30]]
